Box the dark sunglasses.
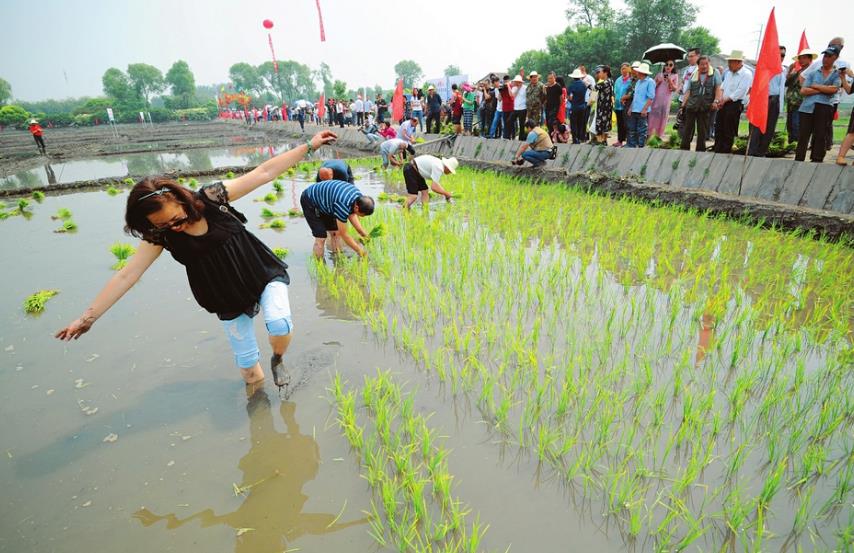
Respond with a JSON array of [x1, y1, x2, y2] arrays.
[[665, 63, 675, 67], [152, 215, 189, 232]]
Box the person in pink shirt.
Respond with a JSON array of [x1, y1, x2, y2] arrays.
[[378, 121, 397, 139], [648, 59, 680, 140]]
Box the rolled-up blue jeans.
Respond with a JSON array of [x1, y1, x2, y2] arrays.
[[221, 280, 293, 369], [522, 149, 551, 166]]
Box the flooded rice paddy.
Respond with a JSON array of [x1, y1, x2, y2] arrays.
[[0, 156, 852, 553], [0, 143, 337, 190]]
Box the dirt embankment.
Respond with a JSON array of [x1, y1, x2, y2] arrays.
[[0, 120, 274, 175]]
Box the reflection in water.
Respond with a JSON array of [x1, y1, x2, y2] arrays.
[[44, 163, 57, 185], [695, 313, 715, 367], [133, 389, 364, 551]]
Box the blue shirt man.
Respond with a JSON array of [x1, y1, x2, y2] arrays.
[[630, 74, 656, 114], [316, 159, 354, 183]]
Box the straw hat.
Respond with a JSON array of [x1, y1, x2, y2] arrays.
[[428, 85, 436, 91], [725, 50, 745, 61], [28, 119, 38, 125], [512, 75, 524, 83], [442, 157, 458, 174], [794, 48, 818, 60], [569, 68, 584, 79], [631, 61, 641, 69], [529, 71, 539, 78], [634, 63, 652, 75]]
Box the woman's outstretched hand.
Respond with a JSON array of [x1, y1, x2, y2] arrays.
[[310, 130, 338, 151], [55, 315, 95, 341]]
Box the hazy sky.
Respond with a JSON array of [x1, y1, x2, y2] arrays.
[[2, 0, 852, 101]]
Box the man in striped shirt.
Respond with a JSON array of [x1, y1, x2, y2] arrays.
[[300, 180, 375, 258]]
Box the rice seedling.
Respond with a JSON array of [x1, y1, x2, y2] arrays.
[[259, 218, 286, 230], [255, 192, 278, 204], [110, 243, 136, 270], [31, 190, 45, 202], [123, 177, 135, 186], [106, 185, 121, 196], [311, 165, 853, 551], [272, 180, 284, 193], [54, 219, 78, 233], [260, 207, 285, 218], [287, 208, 303, 218], [16, 198, 30, 213], [51, 208, 72, 220], [177, 177, 185, 184], [225, 171, 235, 179], [23, 290, 59, 314], [329, 371, 502, 552], [272, 247, 288, 260], [188, 178, 198, 189]]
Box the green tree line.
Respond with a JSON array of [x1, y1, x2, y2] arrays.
[[509, 0, 719, 76]]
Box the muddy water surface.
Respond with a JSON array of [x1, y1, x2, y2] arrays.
[[0, 167, 611, 552], [0, 144, 353, 190]]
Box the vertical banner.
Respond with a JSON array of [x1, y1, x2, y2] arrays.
[[315, 0, 326, 42]]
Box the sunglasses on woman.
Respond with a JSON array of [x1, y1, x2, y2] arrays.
[[152, 215, 189, 232]]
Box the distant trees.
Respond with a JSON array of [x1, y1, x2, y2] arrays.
[[510, 0, 720, 76], [0, 77, 11, 105], [165, 60, 196, 109], [127, 64, 165, 108], [394, 60, 423, 89]]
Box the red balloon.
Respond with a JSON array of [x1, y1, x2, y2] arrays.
[[262, 19, 274, 29]]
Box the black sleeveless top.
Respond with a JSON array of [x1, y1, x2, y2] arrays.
[[145, 182, 289, 320]]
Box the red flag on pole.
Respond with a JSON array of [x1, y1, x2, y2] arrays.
[[746, 8, 781, 134], [317, 94, 326, 119], [792, 30, 811, 71], [315, 0, 326, 42], [391, 79, 404, 123]]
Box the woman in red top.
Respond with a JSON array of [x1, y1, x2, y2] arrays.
[[28, 119, 46, 154], [557, 77, 568, 127]]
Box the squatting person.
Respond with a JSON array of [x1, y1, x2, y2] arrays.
[[56, 130, 339, 389]]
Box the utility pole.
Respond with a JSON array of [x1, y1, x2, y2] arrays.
[[753, 24, 764, 61]]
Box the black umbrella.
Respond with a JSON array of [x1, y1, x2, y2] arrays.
[[643, 43, 687, 65]]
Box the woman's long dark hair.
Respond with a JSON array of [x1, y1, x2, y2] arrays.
[[125, 177, 205, 242]]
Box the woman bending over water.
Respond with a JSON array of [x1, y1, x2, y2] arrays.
[[56, 131, 338, 388]]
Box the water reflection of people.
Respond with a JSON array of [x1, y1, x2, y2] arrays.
[[44, 163, 57, 185], [695, 313, 715, 367], [133, 388, 364, 551]]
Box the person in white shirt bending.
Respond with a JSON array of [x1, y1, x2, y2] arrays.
[[402, 155, 458, 209]]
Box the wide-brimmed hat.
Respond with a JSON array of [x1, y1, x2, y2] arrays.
[[442, 157, 458, 174], [28, 119, 38, 124], [569, 68, 584, 79], [635, 63, 652, 75], [462, 82, 473, 92], [427, 85, 436, 91], [725, 50, 745, 61], [512, 75, 524, 83], [528, 71, 539, 78], [631, 61, 641, 69], [794, 48, 818, 60]]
